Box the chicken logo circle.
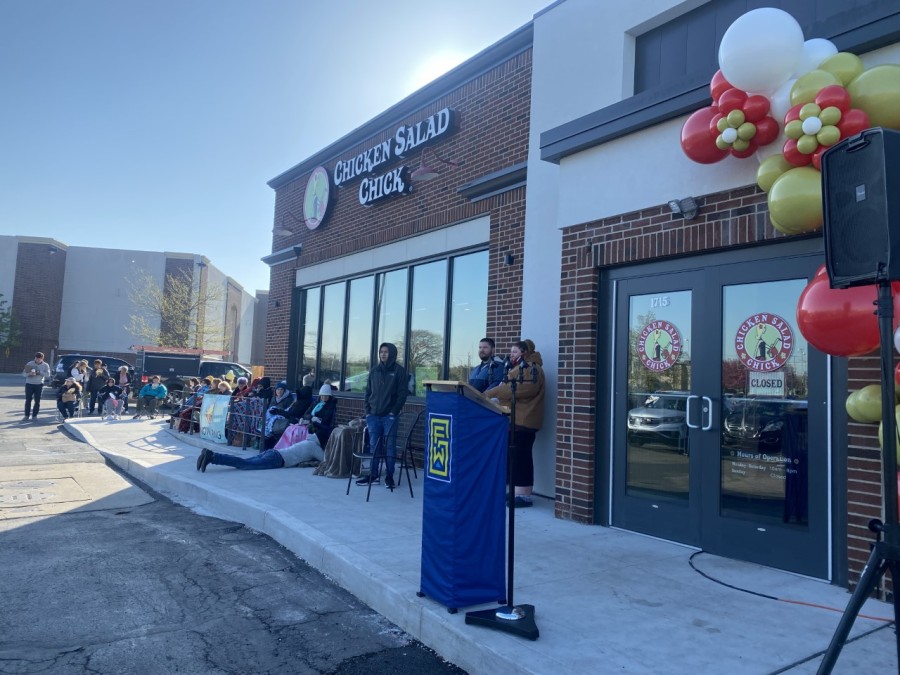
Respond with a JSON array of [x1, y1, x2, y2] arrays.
[[735, 313, 793, 372], [303, 166, 331, 230], [637, 321, 682, 372]]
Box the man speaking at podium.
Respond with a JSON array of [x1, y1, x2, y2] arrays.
[[468, 337, 505, 393]]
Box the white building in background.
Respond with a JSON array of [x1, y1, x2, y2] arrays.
[[0, 235, 256, 370]]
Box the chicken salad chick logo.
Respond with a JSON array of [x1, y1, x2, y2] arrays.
[[637, 321, 682, 372], [734, 313, 793, 372]]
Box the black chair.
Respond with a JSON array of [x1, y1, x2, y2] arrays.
[[347, 413, 414, 500], [397, 409, 425, 484]]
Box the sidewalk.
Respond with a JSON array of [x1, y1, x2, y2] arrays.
[[66, 416, 897, 674]]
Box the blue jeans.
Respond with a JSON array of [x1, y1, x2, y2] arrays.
[[209, 449, 285, 470], [366, 414, 398, 478], [24, 383, 44, 417]]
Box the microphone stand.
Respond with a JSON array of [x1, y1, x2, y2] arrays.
[[465, 359, 540, 640]]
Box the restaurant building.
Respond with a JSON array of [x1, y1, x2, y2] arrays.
[[263, 0, 900, 591], [263, 26, 532, 421]]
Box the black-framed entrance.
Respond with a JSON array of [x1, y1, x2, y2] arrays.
[[601, 242, 833, 579]]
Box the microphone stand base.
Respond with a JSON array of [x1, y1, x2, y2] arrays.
[[465, 604, 539, 641]]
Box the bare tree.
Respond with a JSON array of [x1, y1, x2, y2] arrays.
[[126, 268, 227, 351], [0, 293, 20, 358]]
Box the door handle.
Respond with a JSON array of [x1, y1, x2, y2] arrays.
[[702, 396, 713, 431], [686, 395, 700, 429]]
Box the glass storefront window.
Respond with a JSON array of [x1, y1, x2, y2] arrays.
[[297, 250, 487, 397], [345, 276, 374, 393], [625, 290, 692, 500], [410, 260, 447, 396], [376, 268, 408, 364], [720, 279, 809, 526], [319, 282, 346, 388], [448, 251, 488, 382], [301, 287, 321, 383]]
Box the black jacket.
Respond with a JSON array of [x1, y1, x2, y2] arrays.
[[98, 384, 123, 405], [303, 397, 337, 447], [365, 342, 408, 416]]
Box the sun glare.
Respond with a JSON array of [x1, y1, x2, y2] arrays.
[[408, 51, 468, 92]]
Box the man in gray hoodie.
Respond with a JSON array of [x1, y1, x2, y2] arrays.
[[22, 351, 52, 421]]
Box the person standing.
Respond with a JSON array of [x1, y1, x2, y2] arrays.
[[87, 359, 110, 415], [484, 340, 546, 508], [359, 342, 408, 489], [468, 337, 505, 392], [22, 351, 52, 421], [116, 365, 133, 412]]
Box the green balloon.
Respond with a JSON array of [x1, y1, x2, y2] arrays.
[[819, 106, 842, 126], [715, 136, 730, 150], [785, 119, 804, 139], [717, 117, 729, 133], [819, 52, 865, 87], [817, 125, 841, 147], [756, 154, 793, 193], [796, 134, 818, 154], [791, 70, 841, 106], [726, 109, 745, 127], [848, 64, 900, 129], [732, 138, 750, 152], [799, 103, 821, 120], [768, 167, 823, 235], [737, 122, 756, 140]]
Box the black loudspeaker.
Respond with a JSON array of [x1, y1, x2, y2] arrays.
[[822, 127, 900, 288]]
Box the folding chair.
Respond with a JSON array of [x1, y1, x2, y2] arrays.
[[397, 409, 425, 485], [347, 417, 414, 500]]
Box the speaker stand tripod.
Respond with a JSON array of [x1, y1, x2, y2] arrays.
[[818, 278, 900, 674], [465, 362, 539, 640]]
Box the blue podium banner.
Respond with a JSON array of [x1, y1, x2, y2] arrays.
[[420, 389, 507, 609]]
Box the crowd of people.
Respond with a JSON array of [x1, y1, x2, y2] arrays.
[[23, 335, 547, 510]]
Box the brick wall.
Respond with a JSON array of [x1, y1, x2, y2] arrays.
[[558, 185, 881, 589], [0, 242, 66, 372], [265, 49, 532, 381]]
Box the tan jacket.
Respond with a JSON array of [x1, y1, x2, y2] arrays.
[[484, 351, 545, 430]]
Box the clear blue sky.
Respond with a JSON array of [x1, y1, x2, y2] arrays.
[[0, 0, 548, 294]]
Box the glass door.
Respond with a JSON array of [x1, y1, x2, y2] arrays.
[[611, 254, 828, 578]]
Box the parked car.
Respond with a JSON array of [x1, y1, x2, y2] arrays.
[[627, 392, 688, 450], [723, 399, 808, 451], [51, 354, 135, 388]]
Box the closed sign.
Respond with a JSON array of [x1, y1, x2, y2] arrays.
[[748, 371, 785, 397]]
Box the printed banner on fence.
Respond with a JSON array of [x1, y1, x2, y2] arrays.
[[199, 394, 229, 444]]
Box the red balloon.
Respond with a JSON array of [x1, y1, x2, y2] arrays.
[[755, 117, 780, 145], [816, 85, 851, 112], [797, 274, 900, 357], [744, 95, 771, 123], [797, 275, 880, 356], [783, 138, 812, 166], [895, 361, 900, 387], [838, 108, 871, 138], [812, 147, 826, 171], [709, 112, 725, 139], [681, 107, 728, 164], [718, 88, 747, 114], [784, 104, 803, 125], [732, 145, 756, 159], [710, 70, 732, 103]]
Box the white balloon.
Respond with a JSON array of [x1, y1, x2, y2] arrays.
[[722, 127, 738, 143], [719, 8, 804, 94], [895, 327, 900, 354], [792, 38, 838, 78], [769, 78, 796, 125], [802, 117, 822, 135]]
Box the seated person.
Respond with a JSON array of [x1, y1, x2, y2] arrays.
[[231, 376, 251, 399], [251, 376, 274, 401], [133, 376, 168, 419], [98, 377, 125, 418], [197, 385, 337, 472], [56, 377, 82, 419], [263, 381, 295, 449]]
